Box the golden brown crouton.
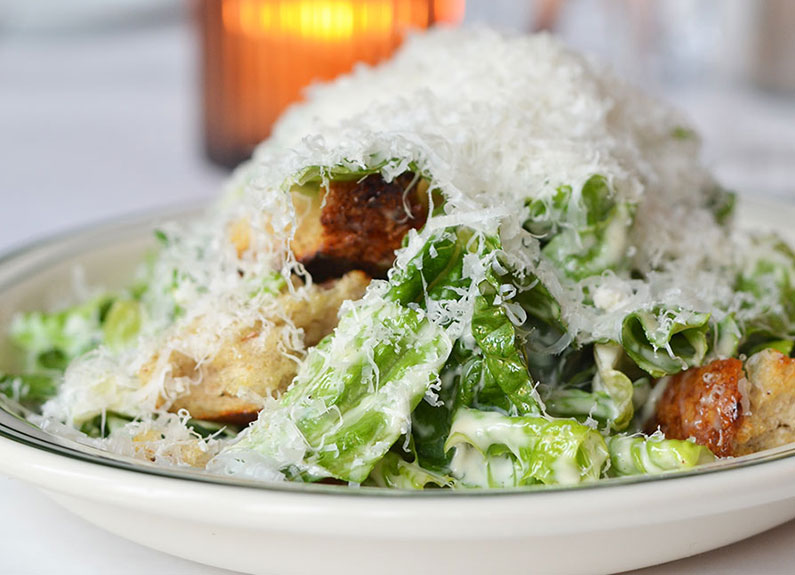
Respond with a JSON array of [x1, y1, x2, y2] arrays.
[[140, 271, 370, 424], [652, 350, 795, 457], [652, 358, 745, 457], [296, 173, 428, 280], [231, 173, 429, 280]]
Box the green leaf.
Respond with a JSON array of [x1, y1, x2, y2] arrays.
[[524, 185, 571, 239], [0, 372, 59, 407], [513, 275, 562, 328], [186, 418, 241, 439], [528, 175, 634, 280], [543, 388, 617, 424], [469, 291, 540, 415], [606, 434, 715, 476], [79, 410, 135, 438], [290, 158, 430, 190], [444, 408, 609, 487], [735, 236, 795, 342], [247, 271, 287, 298], [712, 315, 742, 358], [36, 349, 68, 371], [409, 231, 547, 475], [292, 162, 389, 187], [591, 343, 634, 429], [540, 344, 635, 431], [671, 126, 696, 141], [10, 294, 116, 372], [621, 307, 710, 377], [102, 300, 142, 351], [742, 334, 794, 357], [386, 227, 474, 307], [705, 186, 736, 226], [153, 229, 170, 246], [367, 452, 452, 489], [408, 228, 563, 473], [411, 365, 458, 472]]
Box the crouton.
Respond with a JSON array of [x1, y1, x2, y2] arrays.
[[295, 173, 429, 280], [652, 358, 745, 457], [231, 173, 429, 280], [652, 350, 795, 457], [140, 271, 370, 424], [734, 349, 795, 455]]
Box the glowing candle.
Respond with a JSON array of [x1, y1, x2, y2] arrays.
[[199, 0, 465, 167]]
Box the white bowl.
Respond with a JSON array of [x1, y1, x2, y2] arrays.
[[1, 199, 794, 575]]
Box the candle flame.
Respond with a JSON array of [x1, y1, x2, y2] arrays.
[[222, 0, 424, 40]]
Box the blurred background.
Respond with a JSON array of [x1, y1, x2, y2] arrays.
[[1, 0, 794, 253]]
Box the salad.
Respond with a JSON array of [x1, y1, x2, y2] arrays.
[[3, 28, 795, 489]]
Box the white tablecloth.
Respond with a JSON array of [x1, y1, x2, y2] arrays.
[[1, 17, 794, 575]]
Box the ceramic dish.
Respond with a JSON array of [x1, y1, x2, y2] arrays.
[[1, 198, 794, 575]]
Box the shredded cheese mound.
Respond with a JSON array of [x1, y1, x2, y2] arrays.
[[224, 27, 734, 344]]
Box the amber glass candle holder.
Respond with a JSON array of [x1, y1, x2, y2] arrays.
[[199, 0, 465, 168]]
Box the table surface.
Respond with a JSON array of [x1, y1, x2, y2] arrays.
[[2, 16, 795, 575]]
